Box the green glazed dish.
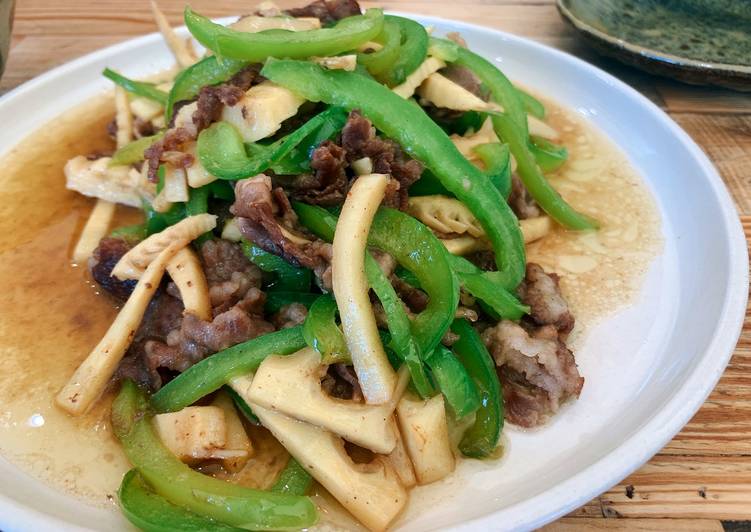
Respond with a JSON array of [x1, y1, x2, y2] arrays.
[[557, 0, 751, 91]]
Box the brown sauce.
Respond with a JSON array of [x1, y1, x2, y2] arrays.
[[0, 92, 660, 521]]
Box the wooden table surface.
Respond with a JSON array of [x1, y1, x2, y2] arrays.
[[3, 1, 750, 530]]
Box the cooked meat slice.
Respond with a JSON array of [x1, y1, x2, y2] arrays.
[[391, 274, 429, 313], [143, 126, 196, 182], [482, 320, 583, 427], [321, 363, 363, 401], [199, 238, 261, 285], [193, 84, 246, 133], [90, 237, 137, 301], [272, 303, 309, 329], [232, 175, 334, 290], [180, 300, 274, 353], [228, 63, 264, 92], [441, 65, 485, 99], [340, 111, 422, 209], [518, 263, 574, 336], [508, 174, 541, 220], [291, 140, 349, 205], [285, 0, 362, 25]]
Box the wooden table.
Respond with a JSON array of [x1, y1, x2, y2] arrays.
[[3, 1, 750, 530]]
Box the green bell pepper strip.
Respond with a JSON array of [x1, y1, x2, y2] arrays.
[[110, 132, 164, 167], [165, 55, 249, 121], [113, 381, 318, 529], [103, 68, 168, 104], [186, 185, 210, 216], [471, 142, 511, 199], [529, 135, 568, 172], [302, 295, 351, 364], [293, 202, 459, 358], [185, 7, 384, 61], [437, 39, 597, 230], [151, 326, 306, 413], [223, 385, 260, 424], [447, 254, 528, 319], [450, 319, 503, 458], [357, 18, 401, 79], [145, 201, 186, 236], [517, 88, 545, 119], [292, 203, 437, 397], [271, 459, 313, 496], [265, 61, 526, 288], [425, 346, 481, 419], [381, 15, 429, 86], [118, 470, 243, 532], [241, 240, 312, 292], [264, 292, 320, 314], [110, 223, 147, 243], [364, 254, 434, 398], [198, 107, 348, 180]]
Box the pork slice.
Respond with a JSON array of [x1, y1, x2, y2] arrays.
[[90, 237, 137, 301], [518, 263, 575, 336], [272, 302, 309, 329], [508, 174, 541, 220], [285, 0, 362, 25], [482, 320, 583, 427]]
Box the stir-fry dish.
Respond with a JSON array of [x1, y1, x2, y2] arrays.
[[55, 1, 595, 529]]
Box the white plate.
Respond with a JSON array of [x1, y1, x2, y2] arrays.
[[0, 12, 747, 532]]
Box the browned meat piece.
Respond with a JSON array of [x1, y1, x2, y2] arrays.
[[228, 63, 264, 92], [200, 238, 261, 285], [482, 320, 583, 427], [321, 364, 363, 401], [341, 111, 423, 209], [508, 174, 541, 220], [518, 263, 574, 336], [232, 175, 334, 290], [193, 84, 246, 133], [143, 127, 196, 182], [285, 0, 362, 25], [291, 140, 349, 205], [391, 274, 429, 313], [133, 117, 156, 138], [441, 65, 485, 99], [272, 303, 309, 329], [89, 237, 137, 301]]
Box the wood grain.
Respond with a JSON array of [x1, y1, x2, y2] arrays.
[[3, 0, 751, 528]]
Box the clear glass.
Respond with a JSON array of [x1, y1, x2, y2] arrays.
[[0, 0, 14, 81]]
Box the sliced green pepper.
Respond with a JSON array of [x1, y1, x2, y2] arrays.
[[271, 459, 313, 496], [223, 385, 259, 424], [118, 470, 243, 532], [103, 68, 168, 104], [516, 87, 545, 119], [166, 55, 249, 121], [447, 254, 528, 319], [425, 346, 481, 419], [265, 60, 525, 287], [197, 107, 348, 180], [357, 18, 401, 79], [364, 254, 434, 398], [529, 135, 568, 172], [302, 295, 350, 364], [185, 7, 384, 61], [438, 39, 597, 230], [241, 240, 312, 292], [110, 223, 147, 243], [293, 202, 459, 357], [151, 326, 306, 413], [114, 381, 317, 529], [110, 132, 165, 167], [450, 319, 503, 458], [381, 15, 429, 86], [472, 142, 511, 199]]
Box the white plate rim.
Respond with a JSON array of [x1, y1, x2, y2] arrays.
[[0, 11, 746, 532]]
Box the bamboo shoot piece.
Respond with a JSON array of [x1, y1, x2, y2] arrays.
[[211, 391, 253, 472], [112, 213, 217, 280], [392, 57, 446, 99], [71, 199, 116, 264], [248, 348, 397, 454], [150, 0, 197, 68], [153, 406, 228, 464], [332, 173, 396, 405], [165, 247, 212, 321], [396, 392, 455, 485], [56, 243, 183, 415]]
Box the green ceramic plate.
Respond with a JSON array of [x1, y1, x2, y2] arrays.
[[557, 0, 751, 91]]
